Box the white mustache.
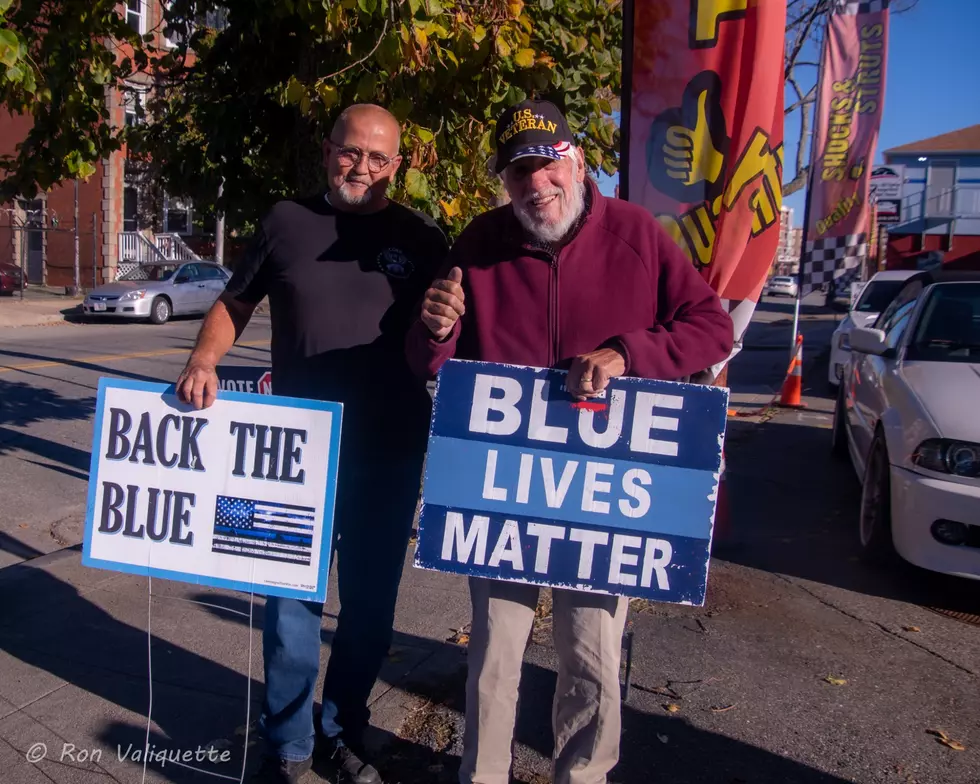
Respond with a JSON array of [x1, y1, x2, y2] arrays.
[[524, 189, 562, 208]]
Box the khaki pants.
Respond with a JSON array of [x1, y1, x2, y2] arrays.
[[459, 577, 629, 784]]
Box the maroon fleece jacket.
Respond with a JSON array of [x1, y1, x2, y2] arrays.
[[406, 180, 734, 381]]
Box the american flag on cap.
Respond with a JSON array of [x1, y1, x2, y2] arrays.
[[510, 141, 575, 165]]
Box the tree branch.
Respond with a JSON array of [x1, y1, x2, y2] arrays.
[[784, 78, 815, 115], [784, 165, 810, 197], [318, 17, 389, 83]]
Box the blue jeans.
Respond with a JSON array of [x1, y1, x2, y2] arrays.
[[259, 456, 421, 761]]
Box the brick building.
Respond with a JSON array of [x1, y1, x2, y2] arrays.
[[0, 2, 209, 290]]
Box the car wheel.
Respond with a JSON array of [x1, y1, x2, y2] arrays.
[[858, 431, 897, 564], [149, 296, 171, 325], [831, 383, 849, 460]]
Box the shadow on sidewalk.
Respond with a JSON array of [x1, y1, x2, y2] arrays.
[[0, 564, 262, 782], [358, 655, 855, 784], [0, 557, 861, 784], [0, 378, 95, 429]]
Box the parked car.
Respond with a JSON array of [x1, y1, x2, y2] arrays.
[[831, 270, 980, 580], [764, 275, 799, 298], [82, 261, 230, 324], [0, 261, 24, 294], [828, 270, 917, 388]]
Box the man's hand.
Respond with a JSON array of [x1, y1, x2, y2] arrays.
[[176, 360, 219, 410], [421, 267, 465, 341], [566, 347, 627, 400]]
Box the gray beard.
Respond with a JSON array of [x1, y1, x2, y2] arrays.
[[514, 180, 587, 244], [331, 181, 373, 207]]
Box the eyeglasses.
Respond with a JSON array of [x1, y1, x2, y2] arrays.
[[330, 141, 397, 174]]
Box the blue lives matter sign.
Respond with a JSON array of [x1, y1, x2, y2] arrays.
[[414, 360, 729, 606]]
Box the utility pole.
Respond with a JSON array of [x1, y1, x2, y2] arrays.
[[92, 213, 98, 288], [215, 178, 225, 265], [19, 214, 26, 300], [72, 179, 81, 295]]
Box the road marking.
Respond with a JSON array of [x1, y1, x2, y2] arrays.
[[0, 339, 270, 374]]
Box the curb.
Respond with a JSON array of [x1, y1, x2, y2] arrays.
[[0, 544, 83, 584]]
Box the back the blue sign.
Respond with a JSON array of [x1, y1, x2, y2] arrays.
[[414, 360, 729, 606]]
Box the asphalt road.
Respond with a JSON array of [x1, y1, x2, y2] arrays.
[[0, 314, 273, 569]]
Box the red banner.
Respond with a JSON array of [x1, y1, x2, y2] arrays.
[[800, 1, 890, 295], [622, 0, 786, 309]]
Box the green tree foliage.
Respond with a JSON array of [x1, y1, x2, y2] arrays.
[[0, 0, 151, 199], [134, 0, 622, 234]]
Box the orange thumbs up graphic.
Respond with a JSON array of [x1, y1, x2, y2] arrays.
[[647, 71, 730, 203]]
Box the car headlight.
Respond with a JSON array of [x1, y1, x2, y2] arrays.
[[838, 332, 851, 350], [119, 289, 148, 301], [912, 439, 980, 478]]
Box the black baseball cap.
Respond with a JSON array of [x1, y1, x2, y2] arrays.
[[493, 99, 576, 174]]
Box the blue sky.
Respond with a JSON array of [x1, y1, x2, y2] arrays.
[[600, 0, 980, 218]]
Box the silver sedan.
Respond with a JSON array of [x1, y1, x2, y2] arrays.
[[82, 261, 231, 324]]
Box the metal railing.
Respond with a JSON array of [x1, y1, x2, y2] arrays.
[[895, 184, 980, 224], [118, 232, 169, 264], [154, 232, 202, 261]]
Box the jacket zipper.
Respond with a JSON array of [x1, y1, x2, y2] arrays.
[[549, 252, 560, 367]]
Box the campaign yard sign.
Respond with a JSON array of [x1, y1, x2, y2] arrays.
[[82, 378, 342, 602], [216, 365, 273, 395], [414, 360, 728, 606]]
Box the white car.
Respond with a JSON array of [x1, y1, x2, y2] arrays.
[[764, 275, 798, 297], [831, 271, 980, 580], [828, 270, 917, 388]]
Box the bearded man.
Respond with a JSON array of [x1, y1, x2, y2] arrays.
[[405, 99, 734, 784], [178, 103, 448, 784]]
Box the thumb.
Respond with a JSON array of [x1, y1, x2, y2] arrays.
[[447, 266, 463, 285]]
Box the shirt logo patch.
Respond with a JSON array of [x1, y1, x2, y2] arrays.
[[378, 248, 414, 279]]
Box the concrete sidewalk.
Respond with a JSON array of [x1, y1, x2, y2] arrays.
[[0, 542, 473, 784], [0, 291, 270, 329], [0, 290, 84, 329]]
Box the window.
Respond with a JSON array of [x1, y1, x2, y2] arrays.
[[907, 284, 980, 363], [124, 90, 145, 127], [204, 8, 229, 31], [199, 265, 228, 280], [164, 194, 192, 234], [874, 281, 923, 330], [120, 263, 180, 282], [124, 1, 145, 34], [854, 280, 907, 314], [123, 186, 139, 232], [162, 0, 189, 48], [883, 300, 916, 351], [176, 264, 201, 281]]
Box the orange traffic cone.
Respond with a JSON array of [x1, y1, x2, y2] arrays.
[[777, 334, 807, 409]]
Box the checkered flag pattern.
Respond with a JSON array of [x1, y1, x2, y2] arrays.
[[834, 0, 889, 14], [832, 264, 862, 299], [800, 234, 868, 297]]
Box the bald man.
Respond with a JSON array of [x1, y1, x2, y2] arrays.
[[176, 104, 449, 784]]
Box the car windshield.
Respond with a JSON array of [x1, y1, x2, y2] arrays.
[[906, 283, 980, 363], [772, 277, 792, 284], [854, 280, 906, 313], [118, 264, 180, 282]]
